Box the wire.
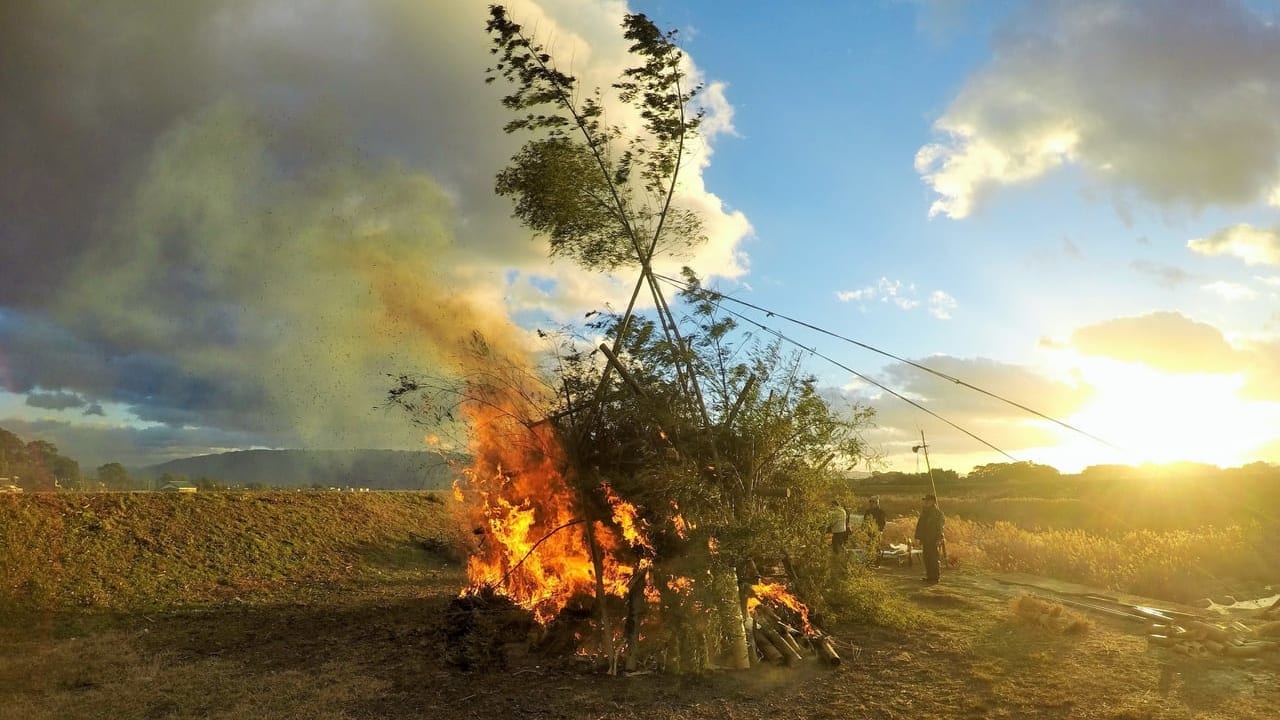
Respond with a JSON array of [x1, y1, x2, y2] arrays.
[[670, 282, 1018, 461], [653, 272, 1120, 452]]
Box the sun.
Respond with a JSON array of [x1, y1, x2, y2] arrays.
[[1047, 357, 1271, 470]]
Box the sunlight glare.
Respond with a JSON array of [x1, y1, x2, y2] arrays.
[[1059, 358, 1267, 469]]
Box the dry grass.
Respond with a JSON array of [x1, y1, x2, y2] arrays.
[[0, 491, 457, 611], [883, 516, 1273, 603], [1009, 594, 1092, 635], [4, 492, 1279, 719]]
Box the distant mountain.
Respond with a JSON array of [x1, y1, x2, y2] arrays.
[[135, 449, 466, 490]]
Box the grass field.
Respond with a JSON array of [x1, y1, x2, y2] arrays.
[[2, 492, 1277, 719], [0, 491, 458, 611]]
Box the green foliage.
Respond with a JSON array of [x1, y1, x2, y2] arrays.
[[967, 461, 1061, 485], [543, 271, 875, 579], [485, 5, 706, 271], [95, 463, 131, 490], [0, 428, 81, 491]]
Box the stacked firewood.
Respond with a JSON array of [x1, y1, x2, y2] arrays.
[[1148, 619, 1280, 659], [745, 599, 843, 667]]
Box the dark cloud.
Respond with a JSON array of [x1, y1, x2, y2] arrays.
[[918, 0, 1280, 218], [24, 391, 87, 411], [1131, 260, 1197, 288], [83, 404, 106, 417], [0, 1, 524, 461], [0, 0, 747, 466], [0, 417, 268, 469], [0, 308, 284, 438]]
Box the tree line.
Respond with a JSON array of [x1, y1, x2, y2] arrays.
[[0, 427, 81, 491]]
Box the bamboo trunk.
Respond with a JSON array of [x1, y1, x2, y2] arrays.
[[623, 568, 648, 672], [712, 565, 752, 670], [582, 517, 615, 670]]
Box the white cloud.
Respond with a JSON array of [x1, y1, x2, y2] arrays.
[[928, 290, 957, 319], [918, 0, 1280, 219], [1188, 223, 1280, 266], [1201, 281, 1258, 301], [836, 278, 958, 316]]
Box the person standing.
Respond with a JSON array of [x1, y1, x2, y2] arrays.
[[914, 494, 945, 584], [828, 500, 850, 554], [863, 496, 887, 566]]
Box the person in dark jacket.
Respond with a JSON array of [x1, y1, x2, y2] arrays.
[[863, 496, 887, 566], [914, 494, 945, 583]]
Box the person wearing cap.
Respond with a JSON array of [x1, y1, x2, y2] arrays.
[[914, 494, 945, 584]]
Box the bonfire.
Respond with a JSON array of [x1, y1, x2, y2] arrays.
[[391, 6, 871, 674]]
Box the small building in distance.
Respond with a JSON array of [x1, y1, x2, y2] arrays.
[[159, 480, 197, 493]]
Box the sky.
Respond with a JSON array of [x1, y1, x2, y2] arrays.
[[2, 0, 1278, 473]]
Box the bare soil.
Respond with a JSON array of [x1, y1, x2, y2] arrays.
[[2, 555, 1276, 720]]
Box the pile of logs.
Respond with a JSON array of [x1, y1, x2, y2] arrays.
[[746, 597, 843, 667], [1148, 619, 1280, 659]]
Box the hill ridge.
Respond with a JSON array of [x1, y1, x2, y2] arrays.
[[136, 448, 466, 490]]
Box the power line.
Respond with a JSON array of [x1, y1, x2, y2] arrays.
[[653, 272, 1120, 452], [665, 283, 1018, 461]]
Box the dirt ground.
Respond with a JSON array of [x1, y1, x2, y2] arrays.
[[2, 555, 1276, 720]]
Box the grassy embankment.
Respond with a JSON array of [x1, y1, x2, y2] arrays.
[[0, 491, 457, 611]]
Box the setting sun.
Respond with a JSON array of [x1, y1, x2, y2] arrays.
[[1043, 357, 1277, 471]]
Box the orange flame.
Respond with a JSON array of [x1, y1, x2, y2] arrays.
[[667, 575, 695, 594], [669, 500, 692, 539], [602, 483, 653, 554], [458, 394, 647, 623], [750, 581, 813, 632]]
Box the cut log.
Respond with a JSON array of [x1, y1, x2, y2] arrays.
[[815, 635, 841, 666], [1186, 621, 1231, 643], [1225, 643, 1265, 658], [753, 628, 783, 662], [776, 627, 806, 657], [760, 625, 803, 665]]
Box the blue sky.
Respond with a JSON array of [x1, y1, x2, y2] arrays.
[[2, 0, 1279, 472]]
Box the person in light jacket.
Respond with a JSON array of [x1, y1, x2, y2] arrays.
[[914, 494, 945, 584], [828, 500, 850, 554]]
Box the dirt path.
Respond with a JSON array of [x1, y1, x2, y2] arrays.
[[2, 561, 1276, 720]]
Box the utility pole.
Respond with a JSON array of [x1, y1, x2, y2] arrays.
[[912, 429, 946, 563], [912, 430, 937, 499]]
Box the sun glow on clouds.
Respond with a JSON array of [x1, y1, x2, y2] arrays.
[[1035, 355, 1278, 471]]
